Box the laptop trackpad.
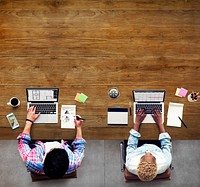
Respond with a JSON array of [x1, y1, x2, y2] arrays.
[[142, 115, 155, 123], [134, 114, 164, 124], [34, 115, 48, 124]]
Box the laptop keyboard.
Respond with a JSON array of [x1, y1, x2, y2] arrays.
[[136, 104, 162, 114], [30, 104, 56, 114]]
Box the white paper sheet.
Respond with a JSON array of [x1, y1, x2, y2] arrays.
[[107, 108, 128, 125], [167, 102, 184, 127], [60, 105, 76, 129]]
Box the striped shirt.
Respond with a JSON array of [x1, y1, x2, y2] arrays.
[[17, 133, 86, 175]]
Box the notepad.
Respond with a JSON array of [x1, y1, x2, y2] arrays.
[[175, 87, 188, 97], [167, 102, 184, 127], [107, 108, 128, 126], [179, 88, 188, 97], [74, 93, 88, 103], [60, 105, 76, 129], [175, 88, 182, 97]]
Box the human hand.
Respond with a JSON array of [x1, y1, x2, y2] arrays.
[[27, 106, 40, 122], [135, 108, 147, 126], [74, 115, 84, 128], [151, 109, 163, 125], [151, 109, 165, 133]]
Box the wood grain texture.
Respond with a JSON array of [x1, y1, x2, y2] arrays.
[[0, 0, 199, 140]]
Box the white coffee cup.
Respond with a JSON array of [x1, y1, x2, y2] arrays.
[[7, 97, 20, 107]]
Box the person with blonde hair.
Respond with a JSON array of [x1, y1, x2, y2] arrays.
[[126, 108, 172, 181]]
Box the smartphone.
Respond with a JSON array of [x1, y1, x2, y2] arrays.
[[6, 113, 19, 129]]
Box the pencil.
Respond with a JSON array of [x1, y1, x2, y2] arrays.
[[178, 116, 188, 128]]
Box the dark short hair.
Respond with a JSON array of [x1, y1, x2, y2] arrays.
[[43, 148, 69, 178]]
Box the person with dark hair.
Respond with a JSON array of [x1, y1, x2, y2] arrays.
[[17, 106, 86, 178]]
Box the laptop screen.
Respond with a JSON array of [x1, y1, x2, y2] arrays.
[[133, 90, 165, 102], [26, 88, 59, 102]]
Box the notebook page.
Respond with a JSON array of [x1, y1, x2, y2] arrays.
[[61, 105, 76, 129], [167, 102, 184, 127]]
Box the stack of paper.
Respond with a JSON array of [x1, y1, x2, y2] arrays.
[[167, 102, 184, 127], [60, 105, 76, 129]]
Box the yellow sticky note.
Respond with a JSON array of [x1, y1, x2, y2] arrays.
[[74, 93, 81, 102], [175, 88, 182, 97]]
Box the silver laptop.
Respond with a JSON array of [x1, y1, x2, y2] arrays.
[[26, 88, 59, 123], [132, 90, 166, 123]]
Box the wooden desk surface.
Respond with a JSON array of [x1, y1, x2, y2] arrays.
[[0, 0, 200, 140]]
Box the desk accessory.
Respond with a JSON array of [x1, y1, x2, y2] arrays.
[[175, 88, 182, 97], [167, 102, 184, 127], [108, 88, 120, 98], [75, 93, 88, 103], [6, 113, 19, 129], [60, 105, 76, 129], [175, 87, 188, 97], [7, 97, 20, 107], [187, 91, 199, 102], [107, 108, 128, 125], [129, 101, 132, 116], [178, 87, 188, 97], [76, 115, 85, 121], [178, 116, 188, 128]]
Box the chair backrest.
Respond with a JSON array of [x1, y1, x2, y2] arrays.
[[31, 171, 77, 182]]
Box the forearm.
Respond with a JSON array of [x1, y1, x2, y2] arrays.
[[22, 121, 33, 135], [76, 127, 82, 139], [126, 129, 141, 152], [133, 123, 140, 132], [158, 124, 166, 133]]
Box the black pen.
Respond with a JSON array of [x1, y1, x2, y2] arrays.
[[178, 116, 188, 128], [76, 115, 85, 121], [129, 102, 132, 116]]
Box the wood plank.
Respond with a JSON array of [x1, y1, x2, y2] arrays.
[[0, 0, 199, 140], [0, 0, 200, 10]]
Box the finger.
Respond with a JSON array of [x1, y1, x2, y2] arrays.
[[155, 109, 161, 115], [33, 106, 37, 112], [151, 112, 156, 118], [154, 109, 159, 116], [29, 106, 33, 112], [138, 108, 145, 114], [34, 114, 40, 121], [28, 106, 33, 112], [151, 108, 156, 116], [142, 113, 147, 118], [152, 108, 156, 114], [136, 108, 141, 114]]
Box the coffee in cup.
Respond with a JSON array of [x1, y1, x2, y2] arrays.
[[7, 97, 20, 107]]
